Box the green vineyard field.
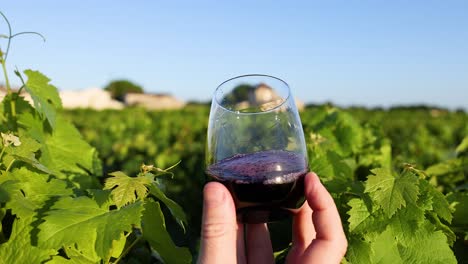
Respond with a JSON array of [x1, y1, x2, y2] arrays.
[[65, 104, 468, 263]]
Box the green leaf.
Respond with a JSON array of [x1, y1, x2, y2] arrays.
[[313, 110, 363, 156], [149, 183, 187, 231], [419, 180, 452, 223], [16, 107, 47, 143], [367, 223, 457, 264], [45, 255, 96, 264], [426, 212, 456, 246], [447, 192, 468, 230], [309, 150, 353, 181], [141, 200, 192, 264], [426, 158, 464, 177], [398, 223, 457, 264], [0, 168, 73, 218], [61, 239, 100, 263], [46, 242, 101, 264], [416, 179, 434, 211], [0, 217, 56, 263], [109, 233, 126, 259], [365, 168, 419, 217], [347, 198, 388, 235], [38, 196, 144, 260], [346, 237, 373, 264], [347, 198, 371, 232], [23, 70, 62, 128], [87, 189, 113, 209], [370, 227, 404, 264], [39, 116, 101, 178], [455, 135, 468, 154], [273, 243, 291, 262], [388, 203, 425, 246], [104, 171, 152, 208], [1, 93, 37, 130], [3, 135, 53, 174]]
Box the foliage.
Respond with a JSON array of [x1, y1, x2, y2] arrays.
[[303, 107, 466, 264], [66, 105, 468, 263], [0, 14, 191, 264], [104, 80, 144, 102]]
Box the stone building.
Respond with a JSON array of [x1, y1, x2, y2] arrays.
[[124, 93, 185, 110], [59, 88, 124, 110]]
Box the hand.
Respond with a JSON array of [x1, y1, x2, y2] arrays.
[[197, 172, 348, 264]]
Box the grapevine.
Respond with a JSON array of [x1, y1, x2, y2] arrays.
[[0, 12, 191, 264]]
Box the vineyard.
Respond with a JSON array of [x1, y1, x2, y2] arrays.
[[63, 104, 467, 263], [1, 13, 468, 264], [1, 77, 468, 263]]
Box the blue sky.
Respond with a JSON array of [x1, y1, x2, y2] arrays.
[[1, 1, 467, 109]]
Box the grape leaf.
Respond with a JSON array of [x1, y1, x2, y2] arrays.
[[309, 150, 353, 181], [347, 198, 371, 232], [23, 70, 62, 128], [388, 203, 425, 246], [39, 116, 100, 177], [0, 168, 73, 218], [426, 212, 456, 246], [60, 234, 100, 263], [109, 233, 126, 259], [347, 198, 387, 234], [45, 255, 96, 264], [149, 183, 187, 231], [104, 171, 152, 208], [87, 189, 113, 208], [370, 227, 404, 264], [346, 237, 372, 264], [416, 179, 434, 211], [365, 168, 419, 217], [16, 101, 47, 143], [398, 223, 457, 264], [419, 180, 452, 223], [38, 196, 144, 260], [1, 93, 37, 131], [313, 110, 363, 155], [0, 217, 56, 263], [141, 200, 192, 264], [3, 135, 53, 174]]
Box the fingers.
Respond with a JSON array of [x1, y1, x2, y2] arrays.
[[287, 201, 316, 263], [198, 182, 237, 264], [245, 223, 274, 264], [292, 201, 316, 247], [236, 224, 246, 264], [302, 172, 348, 263]]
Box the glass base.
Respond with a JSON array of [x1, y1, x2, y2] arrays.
[[236, 206, 294, 223]]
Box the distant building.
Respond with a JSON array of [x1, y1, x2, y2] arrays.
[[245, 83, 305, 111], [1, 86, 188, 111], [125, 93, 185, 110], [60, 88, 124, 110]]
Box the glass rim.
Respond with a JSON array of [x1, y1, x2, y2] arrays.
[[214, 74, 292, 114]]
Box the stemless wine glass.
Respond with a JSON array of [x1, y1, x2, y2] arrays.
[[206, 74, 309, 223]]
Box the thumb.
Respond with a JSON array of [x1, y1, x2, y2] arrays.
[[197, 182, 237, 264]]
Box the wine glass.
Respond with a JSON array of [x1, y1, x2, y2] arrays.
[[206, 74, 309, 223]]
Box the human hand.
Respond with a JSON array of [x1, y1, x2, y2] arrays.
[[197, 172, 347, 264]]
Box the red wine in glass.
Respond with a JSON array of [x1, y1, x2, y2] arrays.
[[206, 74, 309, 223], [206, 150, 308, 223]]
